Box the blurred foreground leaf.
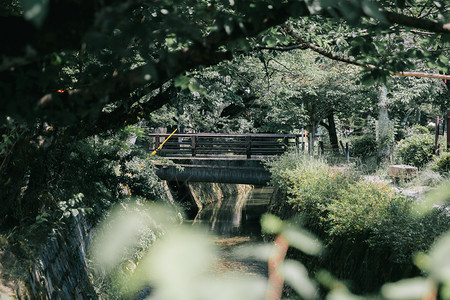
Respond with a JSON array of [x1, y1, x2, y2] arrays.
[[381, 277, 434, 300], [280, 259, 317, 299], [91, 202, 268, 299], [282, 226, 323, 256], [261, 213, 284, 234], [413, 180, 450, 216], [426, 231, 450, 283], [232, 243, 276, 261]]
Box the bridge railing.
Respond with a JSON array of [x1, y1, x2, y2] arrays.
[[148, 133, 305, 158]]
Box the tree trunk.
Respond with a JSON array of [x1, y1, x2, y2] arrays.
[[377, 84, 393, 163], [308, 106, 317, 155], [327, 113, 339, 153]]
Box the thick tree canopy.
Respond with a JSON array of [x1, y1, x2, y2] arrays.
[[1, 0, 449, 128], [0, 0, 449, 225]]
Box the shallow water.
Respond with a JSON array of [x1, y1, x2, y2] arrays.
[[195, 185, 273, 276]]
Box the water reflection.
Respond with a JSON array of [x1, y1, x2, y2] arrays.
[[195, 185, 273, 237]]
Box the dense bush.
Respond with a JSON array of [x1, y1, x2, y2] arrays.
[[395, 133, 434, 168], [327, 180, 408, 236], [267, 153, 356, 220], [434, 152, 450, 175], [350, 134, 377, 159], [410, 124, 430, 134], [268, 151, 450, 294]]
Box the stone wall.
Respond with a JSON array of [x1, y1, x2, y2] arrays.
[[28, 214, 97, 299]]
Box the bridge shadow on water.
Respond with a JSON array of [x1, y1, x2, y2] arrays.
[[192, 184, 274, 277], [193, 185, 273, 238]]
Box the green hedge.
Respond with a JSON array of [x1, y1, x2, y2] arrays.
[[395, 134, 434, 168], [350, 134, 377, 159]]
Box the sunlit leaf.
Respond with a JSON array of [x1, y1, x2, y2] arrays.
[[174, 75, 191, 89], [91, 202, 177, 273], [316, 270, 347, 291], [91, 204, 152, 271], [224, 19, 234, 35]]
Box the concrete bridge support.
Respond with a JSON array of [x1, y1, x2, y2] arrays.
[[155, 158, 271, 185]]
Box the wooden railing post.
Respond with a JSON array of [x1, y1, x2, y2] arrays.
[[154, 135, 160, 152], [295, 136, 300, 153], [246, 136, 252, 159], [447, 110, 450, 150], [283, 137, 289, 151], [435, 115, 440, 156], [346, 142, 349, 162], [191, 135, 197, 157]]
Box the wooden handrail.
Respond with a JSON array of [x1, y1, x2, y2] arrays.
[[149, 133, 304, 158], [148, 133, 305, 138]]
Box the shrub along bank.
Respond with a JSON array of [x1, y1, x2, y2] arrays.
[[267, 152, 450, 294]]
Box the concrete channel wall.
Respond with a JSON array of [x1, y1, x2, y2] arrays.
[[28, 214, 96, 299]]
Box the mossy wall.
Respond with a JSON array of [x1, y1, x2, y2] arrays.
[[28, 214, 97, 299]]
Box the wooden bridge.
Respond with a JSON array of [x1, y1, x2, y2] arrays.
[[148, 133, 305, 185], [148, 133, 304, 158]]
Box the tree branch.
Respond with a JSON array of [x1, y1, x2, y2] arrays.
[[382, 10, 450, 33], [280, 24, 370, 69], [28, 2, 304, 127], [255, 44, 308, 51], [70, 85, 178, 140], [281, 23, 450, 80], [35, 49, 233, 126]]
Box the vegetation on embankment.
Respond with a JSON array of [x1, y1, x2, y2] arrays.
[[0, 126, 176, 298], [266, 152, 450, 294]]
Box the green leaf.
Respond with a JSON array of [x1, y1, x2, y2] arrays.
[[71, 209, 79, 217], [263, 35, 278, 47], [188, 79, 206, 95], [20, 0, 49, 27], [174, 75, 191, 89], [439, 54, 449, 65]]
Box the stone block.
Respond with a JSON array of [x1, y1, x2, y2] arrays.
[[389, 165, 418, 179]]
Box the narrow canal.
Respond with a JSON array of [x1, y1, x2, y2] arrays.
[[193, 185, 273, 277]]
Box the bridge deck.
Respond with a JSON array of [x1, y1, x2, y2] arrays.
[[148, 133, 305, 159], [149, 133, 305, 184]]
